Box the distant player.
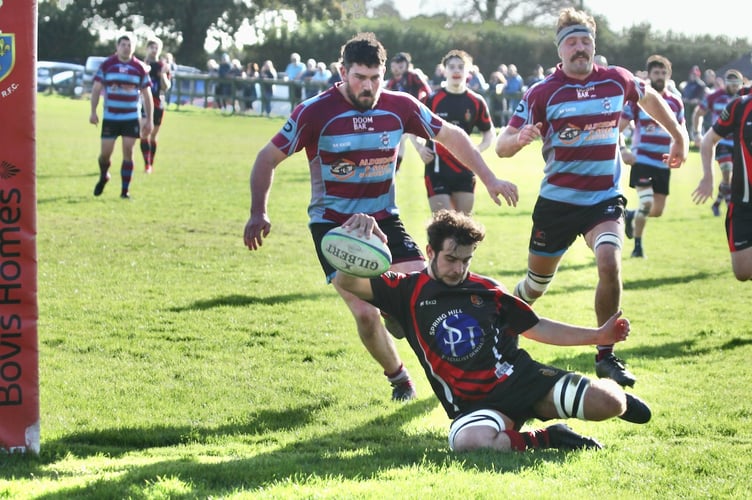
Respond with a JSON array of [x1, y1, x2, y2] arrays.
[[90, 34, 153, 199], [140, 37, 172, 174], [417, 49, 495, 215], [692, 69, 744, 216], [384, 51, 432, 171], [620, 55, 685, 258]]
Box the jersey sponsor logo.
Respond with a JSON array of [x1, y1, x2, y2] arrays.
[[558, 124, 582, 143], [419, 299, 437, 307], [353, 115, 374, 131], [358, 157, 392, 178], [430, 309, 484, 360], [576, 86, 595, 99], [330, 159, 357, 179], [584, 119, 616, 131], [601, 97, 612, 112]]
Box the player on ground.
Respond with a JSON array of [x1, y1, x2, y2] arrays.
[[243, 32, 518, 402], [90, 34, 153, 199], [417, 49, 495, 215], [495, 8, 688, 387], [334, 210, 651, 453], [140, 37, 171, 174], [620, 55, 685, 259]]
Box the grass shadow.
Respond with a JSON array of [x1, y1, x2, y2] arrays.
[[29, 397, 573, 498], [169, 292, 327, 312]]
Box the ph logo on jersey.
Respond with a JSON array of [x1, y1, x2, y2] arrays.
[[0, 34, 15, 83]]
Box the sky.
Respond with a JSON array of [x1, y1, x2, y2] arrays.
[[396, 0, 750, 40]]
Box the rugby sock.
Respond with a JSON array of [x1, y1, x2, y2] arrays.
[[121, 160, 134, 195], [504, 429, 551, 451], [98, 157, 110, 179], [634, 237, 642, 250], [385, 363, 410, 385], [150, 140, 158, 165], [140, 139, 152, 165], [596, 345, 614, 361]]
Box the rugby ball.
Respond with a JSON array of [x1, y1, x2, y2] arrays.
[[321, 226, 392, 278]]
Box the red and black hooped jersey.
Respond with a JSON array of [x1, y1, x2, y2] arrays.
[[423, 88, 493, 173], [370, 270, 540, 418]]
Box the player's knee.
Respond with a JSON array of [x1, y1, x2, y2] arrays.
[[585, 379, 626, 420], [637, 189, 654, 218]]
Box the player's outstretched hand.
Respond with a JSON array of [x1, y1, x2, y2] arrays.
[[486, 178, 519, 207], [244, 213, 271, 251]]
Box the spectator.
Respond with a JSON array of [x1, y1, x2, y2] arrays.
[[526, 64, 545, 88], [259, 59, 277, 117], [327, 61, 342, 87], [216, 53, 233, 111], [284, 52, 306, 104], [242, 62, 259, 113], [299, 58, 318, 100], [310, 61, 332, 95], [681, 65, 707, 135], [502, 63, 525, 114], [467, 64, 488, 93], [487, 70, 507, 127], [429, 63, 445, 91]]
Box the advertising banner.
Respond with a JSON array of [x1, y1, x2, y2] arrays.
[[0, 0, 40, 454]]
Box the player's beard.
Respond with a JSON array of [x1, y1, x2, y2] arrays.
[[652, 79, 666, 92], [346, 84, 377, 111]]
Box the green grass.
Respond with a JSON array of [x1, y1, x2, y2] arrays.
[[2, 95, 750, 498]]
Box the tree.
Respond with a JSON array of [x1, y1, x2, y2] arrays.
[[72, 0, 344, 67], [38, 1, 101, 62]]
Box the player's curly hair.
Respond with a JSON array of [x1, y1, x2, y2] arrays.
[[427, 210, 485, 253], [340, 32, 387, 70]]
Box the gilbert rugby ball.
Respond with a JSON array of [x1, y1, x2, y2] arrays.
[[321, 226, 392, 278]]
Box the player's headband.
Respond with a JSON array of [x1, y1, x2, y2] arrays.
[[556, 25, 595, 47]]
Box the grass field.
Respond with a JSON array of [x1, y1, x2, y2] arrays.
[[2, 95, 751, 498]]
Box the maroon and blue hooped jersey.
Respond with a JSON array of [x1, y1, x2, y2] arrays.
[[94, 54, 150, 122], [271, 83, 444, 225], [508, 64, 646, 206], [370, 270, 541, 418], [622, 91, 684, 170]]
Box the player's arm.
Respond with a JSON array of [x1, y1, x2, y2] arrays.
[[477, 126, 495, 153], [140, 86, 154, 133], [638, 86, 689, 166], [692, 128, 722, 204], [495, 122, 542, 157], [89, 80, 103, 125], [160, 64, 172, 91], [244, 142, 287, 250], [332, 272, 375, 301], [434, 121, 518, 206], [523, 311, 629, 346]]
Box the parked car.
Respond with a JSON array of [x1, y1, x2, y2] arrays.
[[82, 56, 107, 94], [37, 61, 85, 95]]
